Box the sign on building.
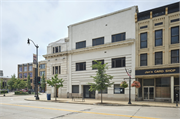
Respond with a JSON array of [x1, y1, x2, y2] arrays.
[[33, 54, 37, 68]]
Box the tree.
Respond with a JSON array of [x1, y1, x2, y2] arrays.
[[0, 79, 3, 89], [46, 74, 64, 101], [41, 74, 46, 93], [27, 75, 31, 90], [13, 79, 26, 90], [88, 60, 114, 104], [8, 74, 16, 91]]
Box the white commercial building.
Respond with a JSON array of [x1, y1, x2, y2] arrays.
[[44, 6, 138, 101]]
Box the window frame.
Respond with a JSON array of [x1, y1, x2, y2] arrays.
[[140, 32, 147, 48], [112, 57, 126, 68], [171, 49, 179, 63], [76, 41, 86, 49], [155, 29, 163, 46], [112, 32, 126, 42], [92, 37, 104, 46], [155, 51, 163, 65], [55, 66, 58, 74], [76, 62, 86, 71], [140, 53, 147, 66], [114, 84, 125, 94], [72, 85, 79, 93], [171, 26, 179, 44]]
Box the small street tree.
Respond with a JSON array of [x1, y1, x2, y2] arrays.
[[8, 74, 16, 91], [0, 79, 3, 89], [89, 60, 114, 104], [14, 79, 26, 90], [41, 74, 46, 93], [27, 75, 31, 91], [46, 74, 64, 101]]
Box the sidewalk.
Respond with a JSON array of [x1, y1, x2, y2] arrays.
[[25, 93, 180, 108]]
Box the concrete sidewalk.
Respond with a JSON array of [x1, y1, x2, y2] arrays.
[[25, 93, 180, 108]]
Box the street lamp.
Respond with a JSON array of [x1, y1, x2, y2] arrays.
[[27, 38, 39, 100], [128, 69, 132, 104]]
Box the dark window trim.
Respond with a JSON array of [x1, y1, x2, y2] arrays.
[[140, 32, 147, 48], [171, 49, 179, 63], [76, 62, 86, 71], [112, 32, 126, 42], [59, 66, 61, 74], [140, 26, 147, 29], [76, 41, 86, 49], [140, 53, 147, 66], [155, 51, 163, 65], [171, 18, 180, 23], [171, 26, 179, 44], [155, 29, 163, 46], [112, 57, 126, 68], [92, 37, 104, 46], [155, 22, 163, 26], [72, 85, 79, 93]]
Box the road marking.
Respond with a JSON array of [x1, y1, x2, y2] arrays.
[[0, 103, 160, 119]]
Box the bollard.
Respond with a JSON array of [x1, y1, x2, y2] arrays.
[[176, 93, 178, 107]]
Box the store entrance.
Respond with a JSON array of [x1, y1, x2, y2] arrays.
[[144, 87, 154, 100], [174, 86, 179, 102], [83, 85, 95, 98]]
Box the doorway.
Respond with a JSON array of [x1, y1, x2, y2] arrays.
[[174, 86, 179, 102], [83, 85, 95, 98], [144, 87, 154, 100]]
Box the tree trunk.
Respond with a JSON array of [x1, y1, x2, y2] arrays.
[[55, 86, 57, 101], [101, 89, 102, 104]]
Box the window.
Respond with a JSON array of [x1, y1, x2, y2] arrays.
[[40, 71, 45, 76], [174, 78, 179, 85], [59, 66, 61, 74], [19, 73, 22, 78], [155, 22, 163, 26], [92, 60, 104, 70], [92, 37, 104, 46], [72, 85, 79, 93], [19, 67, 22, 72], [76, 41, 86, 49], [29, 72, 32, 77], [55, 47, 58, 53], [59, 46, 61, 52], [140, 32, 147, 48], [53, 67, 54, 74], [155, 51, 163, 65], [140, 26, 147, 29], [171, 49, 179, 63], [55, 66, 58, 74], [29, 65, 32, 71], [39, 64, 45, 69], [171, 26, 179, 44], [24, 66, 27, 72], [171, 18, 179, 23], [155, 29, 162, 46], [156, 78, 170, 98], [114, 84, 124, 94], [53, 47, 54, 53], [30, 79, 32, 83], [24, 73, 27, 78], [140, 53, 147, 66], [112, 57, 125, 68], [112, 33, 125, 42], [98, 88, 107, 94], [76, 62, 86, 71]]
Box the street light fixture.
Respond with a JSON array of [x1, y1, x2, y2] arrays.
[[27, 38, 39, 100], [128, 68, 132, 104]]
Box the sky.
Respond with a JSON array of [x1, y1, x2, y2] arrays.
[[0, 0, 179, 77]]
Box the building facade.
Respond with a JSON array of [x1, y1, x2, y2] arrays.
[[44, 6, 138, 101], [135, 2, 180, 103], [0, 70, 3, 76]]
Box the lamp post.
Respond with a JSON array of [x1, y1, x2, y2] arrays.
[[3, 79, 6, 96], [128, 69, 132, 104], [27, 38, 39, 100]]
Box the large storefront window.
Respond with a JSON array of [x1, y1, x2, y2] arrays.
[[155, 77, 170, 98]]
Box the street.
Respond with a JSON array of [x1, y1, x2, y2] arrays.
[[0, 94, 179, 119]]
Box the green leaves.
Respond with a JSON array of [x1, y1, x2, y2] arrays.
[[41, 74, 46, 90], [27, 75, 31, 90]]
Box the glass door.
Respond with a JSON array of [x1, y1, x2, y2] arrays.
[[144, 87, 154, 100]]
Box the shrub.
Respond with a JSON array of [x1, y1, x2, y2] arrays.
[[0, 90, 8, 94], [15, 91, 28, 95]]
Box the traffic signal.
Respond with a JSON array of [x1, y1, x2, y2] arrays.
[[37, 77, 41, 85]]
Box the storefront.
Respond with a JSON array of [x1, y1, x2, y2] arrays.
[[135, 67, 179, 103]]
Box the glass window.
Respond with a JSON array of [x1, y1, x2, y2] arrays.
[[143, 79, 154, 86], [29, 72, 32, 77], [92, 60, 104, 70], [140, 53, 147, 66], [19, 67, 22, 72], [72, 85, 79, 93], [114, 84, 124, 94], [171, 49, 179, 63], [76, 41, 86, 49], [112, 32, 126, 42], [174, 78, 179, 85], [55, 66, 58, 74], [155, 29, 162, 46], [39, 64, 45, 69], [92, 37, 104, 46], [30, 79, 32, 83], [24, 73, 27, 78], [155, 22, 163, 26], [171, 26, 179, 44], [55, 46, 58, 53], [59, 66, 61, 74], [29, 65, 32, 71], [24, 66, 27, 72], [155, 51, 163, 65], [140, 32, 147, 48], [76, 62, 86, 71], [53, 67, 54, 74], [112, 57, 125, 68], [40, 71, 45, 76], [156, 78, 170, 98], [19, 73, 22, 78], [59, 46, 61, 52], [98, 88, 107, 94]]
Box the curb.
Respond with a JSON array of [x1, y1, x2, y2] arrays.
[[24, 98, 180, 108]]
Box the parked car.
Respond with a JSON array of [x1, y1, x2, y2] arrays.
[[21, 89, 28, 92]]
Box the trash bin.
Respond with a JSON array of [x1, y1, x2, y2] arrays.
[[47, 94, 51, 100]]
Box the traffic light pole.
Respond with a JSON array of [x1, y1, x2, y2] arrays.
[[36, 46, 39, 100]]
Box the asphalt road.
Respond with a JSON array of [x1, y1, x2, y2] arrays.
[[0, 94, 179, 119]]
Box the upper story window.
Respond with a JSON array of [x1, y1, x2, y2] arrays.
[[55, 66, 58, 74], [59, 46, 61, 52], [155, 51, 163, 65], [76, 62, 86, 71], [29, 72, 32, 77], [92, 60, 104, 70], [24, 66, 27, 72], [19, 73, 22, 78], [112, 57, 125, 68], [171, 26, 179, 44], [92, 37, 104, 46], [24, 73, 27, 78], [140, 53, 147, 66], [53, 46, 61, 53], [72, 85, 79, 93], [155, 29, 162, 46], [112, 33, 125, 42], [140, 32, 147, 48], [29, 65, 32, 71], [40, 71, 45, 76], [39, 64, 45, 69], [76, 41, 86, 49], [19, 67, 22, 72], [171, 49, 179, 63]]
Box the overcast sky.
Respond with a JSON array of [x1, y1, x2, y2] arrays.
[[0, 0, 179, 77]]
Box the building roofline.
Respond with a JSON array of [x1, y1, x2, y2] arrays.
[[68, 6, 138, 27]]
